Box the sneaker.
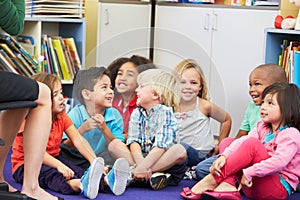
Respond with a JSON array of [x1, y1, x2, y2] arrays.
[[150, 172, 171, 190], [126, 164, 136, 186], [81, 157, 104, 199], [183, 168, 197, 180], [106, 158, 130, 195]]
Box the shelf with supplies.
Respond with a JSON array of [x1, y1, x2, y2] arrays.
[[264, 28, 300, 87], [21, 17, 86, 99]]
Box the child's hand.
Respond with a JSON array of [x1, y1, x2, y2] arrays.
[[57, 164, 75, 180], [92, 114, 107, 130], [83, 117, 98, 132], [211, 144, 220, 156], [238, 175, 252, 190], [133, 166, 152, 182], [210, 155, 226, 176]]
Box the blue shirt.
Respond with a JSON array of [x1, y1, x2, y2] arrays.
[[126, 104, 178, 153], [64, 104, 124, 155]]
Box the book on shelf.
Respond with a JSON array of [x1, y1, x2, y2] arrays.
[[0, 42, 35, 77], [293, 50, 300, 88], [278, 39, 300, 85], [63, 37, 81, 73], [287, 41, 300, 83], [51, 37, 72, 81], [0, 49, 21, 75], [47, 37, 62, 79], [0, 34, 38, 68], [17, 35, 35, 59], [26, 0, 85, 18]]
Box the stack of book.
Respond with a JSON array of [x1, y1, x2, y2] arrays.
[[0, 33, 38, 77], [41, 35, 81, 81], [25, 0, 85, 18], [0, 33, 81, 82], [279, 39, 300, 87]]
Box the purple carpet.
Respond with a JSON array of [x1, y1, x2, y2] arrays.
[[4, 150, 300, 200]]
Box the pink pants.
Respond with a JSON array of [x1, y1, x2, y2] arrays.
[[214, 137, 288, 200]]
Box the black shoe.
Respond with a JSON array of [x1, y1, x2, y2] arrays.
[[149, 172, 171, 190]]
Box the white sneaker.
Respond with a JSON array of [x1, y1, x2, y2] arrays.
[[80, 157, 104, 199], [106, 158, 130, 195]]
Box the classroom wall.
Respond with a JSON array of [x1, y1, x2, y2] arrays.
[[85, 0, 98, 68]]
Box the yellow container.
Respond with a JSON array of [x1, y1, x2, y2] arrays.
[[280, 0, 299, 18]]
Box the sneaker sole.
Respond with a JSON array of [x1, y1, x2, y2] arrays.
[[87, 157, 104, 199], [111, 158, 130, 195], [150, 174, 170, 190]]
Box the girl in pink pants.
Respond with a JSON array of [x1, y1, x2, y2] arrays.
[[181, 82, 300, 200]]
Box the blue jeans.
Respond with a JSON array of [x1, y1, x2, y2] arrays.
[[181, 142, 210, 167], [194, 155, 217, 180]]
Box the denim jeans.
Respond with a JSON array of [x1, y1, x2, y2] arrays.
[[181, 142, 210, 167], [194, 155, 217, 180]]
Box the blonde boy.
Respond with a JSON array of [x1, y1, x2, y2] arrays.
[[109, 69, 187, 190]]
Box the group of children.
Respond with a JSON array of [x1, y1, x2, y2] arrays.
[[3, 55, 300, 200], [1, 0, 299, 199]]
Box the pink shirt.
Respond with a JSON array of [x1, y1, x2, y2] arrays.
[[222, 121, 300, 190]]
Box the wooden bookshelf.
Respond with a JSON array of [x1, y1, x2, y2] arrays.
[[21, 18, 86, 98]]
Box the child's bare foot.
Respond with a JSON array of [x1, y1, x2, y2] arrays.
[[8, 183, 18, 192], [191, 174, 218, 194], [214, 181, 238, 192], [22, 186, 61, 200]]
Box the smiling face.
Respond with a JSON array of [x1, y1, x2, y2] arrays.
[[52, 81, 65, 114], [248, 68, 277, 106], [260, 93, 282, 131], [91, 75, 114, 109], [179, 68, 202, 103], [115, 62, 138, 96]]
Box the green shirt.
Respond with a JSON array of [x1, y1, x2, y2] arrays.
[[239, 101, 261, 132], [0, 0, 25, 35]]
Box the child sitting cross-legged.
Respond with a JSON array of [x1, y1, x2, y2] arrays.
[[181, 82, 300, 200], [109, 68, 187, 190], [11, 73, 129, 199]]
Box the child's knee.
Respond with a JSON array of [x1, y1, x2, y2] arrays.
[[108, 139, 122, 151], [175, 144, 187, 161]]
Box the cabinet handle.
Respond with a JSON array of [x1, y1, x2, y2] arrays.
[[212, 13, 218, 31], [204, 13, 210, 31], [105, 8, 110, 25]]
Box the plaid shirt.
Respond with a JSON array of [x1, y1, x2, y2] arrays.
[[126, 104, 178, 153]]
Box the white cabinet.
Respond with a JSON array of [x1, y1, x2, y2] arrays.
[[154, 5, 278, 135], [96, 2, 151, 66]]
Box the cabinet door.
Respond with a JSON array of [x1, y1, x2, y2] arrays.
[[154, 5, 213, 74], [209, 8, 278, 134], [96, 3, 151, 66]]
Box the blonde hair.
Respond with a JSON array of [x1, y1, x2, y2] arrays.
[[174, 59, 209, 100], [137, 69, 181, 112]]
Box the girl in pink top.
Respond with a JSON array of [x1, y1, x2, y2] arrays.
[[181, 82, 300, 200]]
